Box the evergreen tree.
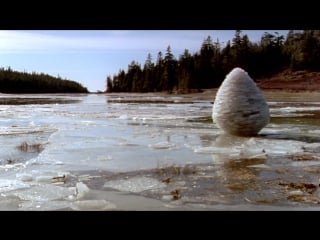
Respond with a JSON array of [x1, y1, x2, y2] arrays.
[[300, 30, 320, 71], [163, 45, 177, 92], [106, 76, 113, 93], [155, 51, 164, 91], [177, 49, 195, 90], [196, 35, 216, 88], [0, 67, 88, 93], [142, 53, 155, 92]]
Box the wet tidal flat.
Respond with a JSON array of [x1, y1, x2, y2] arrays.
[[0, 91, 320, 210]]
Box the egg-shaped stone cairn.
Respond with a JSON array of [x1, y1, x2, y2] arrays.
[[212, 67, 270, 136]]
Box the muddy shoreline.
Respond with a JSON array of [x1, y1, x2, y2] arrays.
[[106, 89, 320, 102]]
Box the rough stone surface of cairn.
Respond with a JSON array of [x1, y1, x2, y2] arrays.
[[212, 67, 270, 136]]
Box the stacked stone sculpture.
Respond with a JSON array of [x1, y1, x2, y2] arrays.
[[212, 67, 270, 136]]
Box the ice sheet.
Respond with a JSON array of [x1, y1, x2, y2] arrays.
[[0, 93, 319, 210]]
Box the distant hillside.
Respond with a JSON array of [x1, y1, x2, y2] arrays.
[[256, 70, 320, 91], [0, 67, 88, 93]]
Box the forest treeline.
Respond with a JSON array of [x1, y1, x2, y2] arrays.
[[0, 67, 88, 93], [106, 30, 320, 93]]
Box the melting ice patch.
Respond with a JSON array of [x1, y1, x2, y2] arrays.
[[12, 184, 74, 201], [19, 200, 72, 211], [148, 141, 177, 150], [0, 179, 30, 193], [71, 200, 116, 211], [193, 134, 306, 158], [269, 104, 320, 117], [103, 176, 166, 193]]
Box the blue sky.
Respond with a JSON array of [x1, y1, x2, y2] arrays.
[[0, 30, 289, 92]]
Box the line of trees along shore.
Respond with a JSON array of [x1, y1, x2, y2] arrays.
[[0, 67, 88, 93], [106, 30, 320, 93]]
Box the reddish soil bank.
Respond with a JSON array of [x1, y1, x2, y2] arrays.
[[256, 70, 320, 91]]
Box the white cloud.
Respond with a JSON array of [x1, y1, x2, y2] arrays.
[[0, 30, 289, 54], [0, 30, 207, 54]]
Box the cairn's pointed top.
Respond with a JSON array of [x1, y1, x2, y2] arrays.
[[222, 67, 255, 86], [229, 67, 246, 74]]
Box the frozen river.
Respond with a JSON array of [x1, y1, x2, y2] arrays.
[[0, 92, 320, 210]]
